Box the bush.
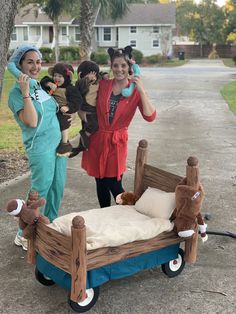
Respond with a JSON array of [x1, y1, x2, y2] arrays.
[[132, 49, 143, 64], [39, 47, 53, 63], [59, 46, 80, 62], [233, 55, 236, 65], [90, 50, 109, 65], [145, 54, 162, 64]]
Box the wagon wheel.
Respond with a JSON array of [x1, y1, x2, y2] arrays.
[[161, 248, 185, 278], [68, 287, 100, 313], [35, 267, 55, 286]]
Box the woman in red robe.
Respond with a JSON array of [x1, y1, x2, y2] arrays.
[[82, 46, 156, 207]]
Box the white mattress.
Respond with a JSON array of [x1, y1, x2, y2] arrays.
[[49, 205, 174, 250]]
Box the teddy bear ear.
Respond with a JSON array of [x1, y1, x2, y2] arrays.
[[107, 47, 115, 59]]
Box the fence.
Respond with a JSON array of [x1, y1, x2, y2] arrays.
[[173, 44, 236, 59]]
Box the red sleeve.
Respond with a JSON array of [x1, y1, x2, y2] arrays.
[[138, 99, 157, 121]]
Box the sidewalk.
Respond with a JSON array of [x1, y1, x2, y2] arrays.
[[0, 60, 235, 313]]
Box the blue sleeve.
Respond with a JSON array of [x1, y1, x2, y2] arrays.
[[8, 88, 24, 117]]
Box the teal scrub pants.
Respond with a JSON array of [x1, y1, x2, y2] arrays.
[[18, 149, 67, 237]]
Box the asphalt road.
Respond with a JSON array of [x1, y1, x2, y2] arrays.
[[0, 59, 236, 314]]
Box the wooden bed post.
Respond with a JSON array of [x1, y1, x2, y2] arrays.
[[185, 156, 199, 263], [27, 190, 40, 265], [134, 139, 148, 198], [27, 238, 36, 264], [71, 216, 87, 303]]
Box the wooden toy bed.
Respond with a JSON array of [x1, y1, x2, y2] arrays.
[[27, 139, 200, 306]]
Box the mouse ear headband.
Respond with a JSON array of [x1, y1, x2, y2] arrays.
[[107, 45, 133, 63]]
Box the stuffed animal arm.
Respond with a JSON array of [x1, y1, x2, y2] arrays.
[[121, 63, 141, 98], [7, 62, 38, 89], [116, 192, 138, 205]]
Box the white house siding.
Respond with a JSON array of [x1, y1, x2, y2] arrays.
[[118, 26, 164, 56], [96, 27, 117, 48]]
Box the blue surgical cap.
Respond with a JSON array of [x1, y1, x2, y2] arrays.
[[9, 44, 42, 69]]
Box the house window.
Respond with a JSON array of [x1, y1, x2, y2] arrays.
[[11, 27, 17, 41], [153, 39, 159, 47], [35, 26, 41, 36], [153, 26, 159, 33], [130, 40, 136, 48], [103, 27, 111, 41], [23, 27, 28, 41], [130, 26, 136, 33], [61, 27, 67, 36], [75, 27, 80, 41]]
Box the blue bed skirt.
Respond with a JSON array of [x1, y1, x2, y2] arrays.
[[36, 243, 180, 290]]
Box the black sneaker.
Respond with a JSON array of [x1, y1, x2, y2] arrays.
[[56, 142, 73, 157]]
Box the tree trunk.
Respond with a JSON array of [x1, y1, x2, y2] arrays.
[[79, 0, 97, 61], [0, 0, 19, 99], [54, 17, 60, 62]]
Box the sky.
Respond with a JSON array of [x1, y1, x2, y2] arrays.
[[195, 0, 226, 6]]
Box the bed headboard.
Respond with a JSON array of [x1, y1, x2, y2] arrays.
[[134, 139, 183, 197]]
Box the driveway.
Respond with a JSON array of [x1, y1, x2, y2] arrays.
[[0, 59, 235, 313]]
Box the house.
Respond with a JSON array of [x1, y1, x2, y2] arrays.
[[9, 3, 176, 57], [94, 3, 176, 56], [9, 4, 80, 50]]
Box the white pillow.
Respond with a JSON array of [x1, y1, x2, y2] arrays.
[[134, 187, 175, 219]]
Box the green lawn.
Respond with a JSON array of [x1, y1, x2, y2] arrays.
[[0, 69, 81, 152], [221, 81, 236, 115]]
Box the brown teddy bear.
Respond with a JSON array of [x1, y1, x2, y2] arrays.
[[170, 178, 208, 242], [6, 191, 50, 239], [116, 192, 138, 205]]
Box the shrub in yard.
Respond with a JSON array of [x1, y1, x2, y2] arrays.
[[91, 50, 109, 65], [233, 55, 236, 65], [145, 54, 162, 64], [132, 49, 143, 64], [59, 46, 80, 61], [39, 47, 53, 63]]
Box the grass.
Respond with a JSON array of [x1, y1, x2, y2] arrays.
[[221, 81, 236, 115], [0, 69, 81, 153], [222, 58, 236, 67]]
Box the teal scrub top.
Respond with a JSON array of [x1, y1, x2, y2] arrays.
[[8, 82, 61, 155]]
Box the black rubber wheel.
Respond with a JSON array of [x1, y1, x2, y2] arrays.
[[68, 287, 100, 313], [161, 248, 185, 278], [35, 267, 55, 286]]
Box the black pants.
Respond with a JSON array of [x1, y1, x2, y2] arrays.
[[95, 176, 124, 208]]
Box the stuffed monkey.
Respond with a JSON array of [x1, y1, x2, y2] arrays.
[[116, 192, 138, 205], [6, 191, 50, 239], [170, 177, 208, 242]]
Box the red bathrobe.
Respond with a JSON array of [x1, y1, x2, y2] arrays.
[[81, 79, 156, 180]]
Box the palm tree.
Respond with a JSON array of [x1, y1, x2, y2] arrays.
[[0, 0, 19, 98], [22, 0, 79, 62], [79, 0, 137, 61]]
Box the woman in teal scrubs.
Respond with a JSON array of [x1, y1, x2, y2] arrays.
[[8, 44, 68, 250]]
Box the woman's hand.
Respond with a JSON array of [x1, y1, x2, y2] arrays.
[[86, 71, 97, 83], [18, 73, 38, 127], [131, 76, 145, 94], [18, 73, 30, 97], [131, 76, 156, 117], [47, 82, 57, 91]]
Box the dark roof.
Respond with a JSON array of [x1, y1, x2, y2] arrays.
[[95, 3, 176, 26]]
